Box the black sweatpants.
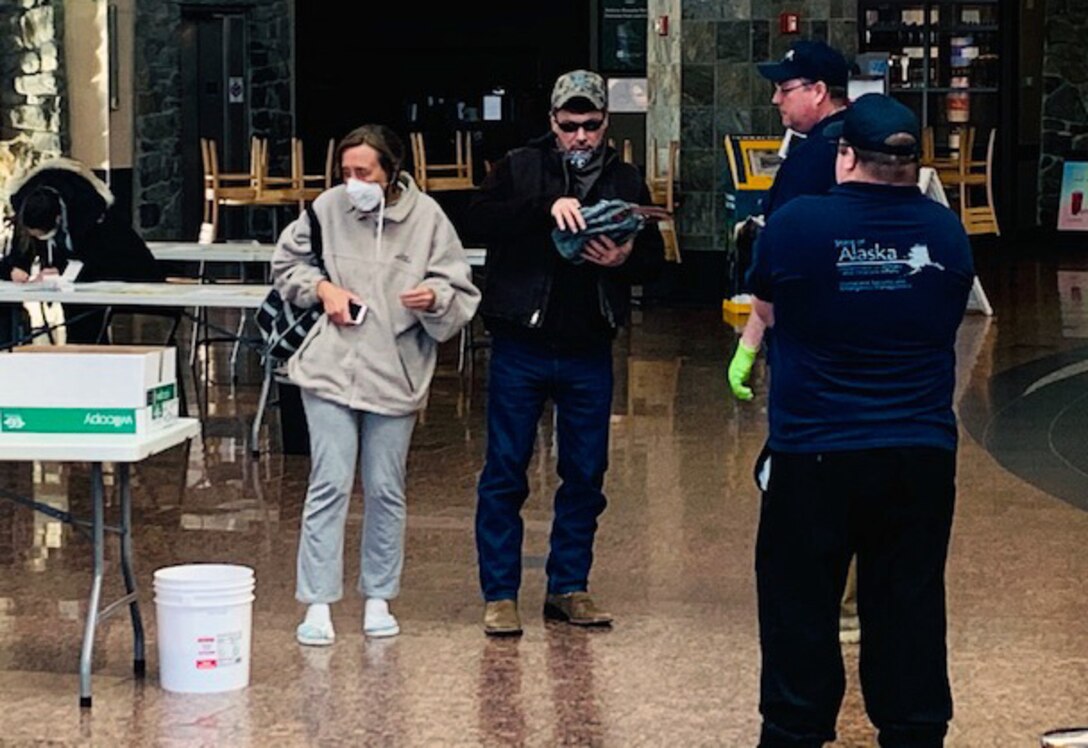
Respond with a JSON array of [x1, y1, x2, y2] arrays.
[[755, 446, 956, 748]]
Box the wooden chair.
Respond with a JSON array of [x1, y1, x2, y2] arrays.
[[609, 138, 634, 164], [648, 139, 679, 212], [937, 127, 999, 236], [200, 137, 260, 242], [966, 128, 1000, 236], [250, 137, 303, 208], [291, 137, 335, 206], [921, 126, 958, 171], [409, 131, 474, 192], [647, 139, 681, 262]]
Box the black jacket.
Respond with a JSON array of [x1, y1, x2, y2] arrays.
[[2, 159, 162, 283], [465, 133, 664, 349]]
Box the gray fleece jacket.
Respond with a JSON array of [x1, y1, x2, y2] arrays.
[[272, 173, 480, 416]]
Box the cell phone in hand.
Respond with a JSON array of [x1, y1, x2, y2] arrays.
[[348, 301, 367, 325]]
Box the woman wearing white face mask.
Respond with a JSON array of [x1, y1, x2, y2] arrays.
[[272, 124, 480, 645]]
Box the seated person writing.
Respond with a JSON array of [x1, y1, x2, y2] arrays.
[[1, 158, 164, 344]]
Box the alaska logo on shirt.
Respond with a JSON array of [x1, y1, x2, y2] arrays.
[[835, 239, 944, 292]]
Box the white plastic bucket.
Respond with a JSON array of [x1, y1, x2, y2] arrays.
[[153, 564, 256, 694]]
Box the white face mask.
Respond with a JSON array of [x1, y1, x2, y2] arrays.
[[346, 178, 385, 213]]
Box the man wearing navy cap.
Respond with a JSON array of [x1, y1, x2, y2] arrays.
[[745, 94, 973, 747], [728, 39, 860, 648], [729, 39, 851, 403], [757, 39, 852, 218]]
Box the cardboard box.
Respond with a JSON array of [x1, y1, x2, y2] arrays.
[[0, 345, 179, 435]]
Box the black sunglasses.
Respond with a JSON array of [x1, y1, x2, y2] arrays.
[[554, 117, 605, 133]]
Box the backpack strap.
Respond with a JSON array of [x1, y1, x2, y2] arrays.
[[305, 203, 328, 278]]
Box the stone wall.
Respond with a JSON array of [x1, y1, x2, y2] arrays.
[[677, 0, 857, 253], [133, 0, 292, 239], [1039, 0, 1088, 227], [0, 0, 66, 214]]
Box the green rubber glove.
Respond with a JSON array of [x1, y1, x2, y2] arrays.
[[728, 341, 758, 401]]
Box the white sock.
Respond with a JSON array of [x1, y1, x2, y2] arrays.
[[364, 598, 398, 637], [364, 598, 389, 619], [304, 603, 332, 630]]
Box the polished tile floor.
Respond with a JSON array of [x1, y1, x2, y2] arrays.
[[1, 246, 1088, 746]]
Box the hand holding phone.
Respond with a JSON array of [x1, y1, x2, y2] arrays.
[[347, 301, 368, 325]]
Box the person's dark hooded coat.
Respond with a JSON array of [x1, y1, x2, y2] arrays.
[[3, 158, 162, 282]]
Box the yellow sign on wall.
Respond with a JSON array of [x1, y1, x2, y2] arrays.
[[724, 135, 783, 191]]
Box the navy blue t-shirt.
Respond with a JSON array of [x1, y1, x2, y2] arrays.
[[762, 109, 846, 219], [746, 181, 974, 453]]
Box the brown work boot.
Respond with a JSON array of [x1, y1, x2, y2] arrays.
[[483, 599, 523, 637], [543, 591, 613, 627]]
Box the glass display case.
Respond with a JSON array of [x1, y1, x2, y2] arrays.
[[859, 1, 1000, 157]]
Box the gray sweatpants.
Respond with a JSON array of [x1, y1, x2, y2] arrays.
[[296, 388, 417, 603]]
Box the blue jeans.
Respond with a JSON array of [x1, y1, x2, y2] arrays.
[[476, 336, 613, 601]]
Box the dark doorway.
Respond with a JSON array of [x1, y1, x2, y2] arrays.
[[180, 7, 248, 241], [295, 3, 590, 167]]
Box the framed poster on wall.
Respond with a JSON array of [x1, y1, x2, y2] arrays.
[[724, 136, 784, 191], [1058, 161, 1088, 232], [600, 0, 647, 74]]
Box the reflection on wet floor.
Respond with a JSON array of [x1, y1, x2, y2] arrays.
[[0, 248, 1087, 745]]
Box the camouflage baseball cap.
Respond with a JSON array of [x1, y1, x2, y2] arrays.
[[551, 69, 607, 111]]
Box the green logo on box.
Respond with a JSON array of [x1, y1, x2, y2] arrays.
[[147, 383, 177, 406], [0, 408, 137, 434]]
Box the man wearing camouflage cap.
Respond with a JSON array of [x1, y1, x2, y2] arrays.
[[466, 69, 664, 636]]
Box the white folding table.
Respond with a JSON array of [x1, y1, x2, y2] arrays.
[[149, 243, 490, 436], [0, 246, 488, 453], [149, 242, 275, 264], [0, 280, 270, 310], [0, 418, 200, 707], [148, 241, 486, 267], [0, 280, 269, 435]]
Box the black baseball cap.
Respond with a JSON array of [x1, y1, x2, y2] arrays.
[[824, 94, 921, 156], [757, 40, 849, 88]]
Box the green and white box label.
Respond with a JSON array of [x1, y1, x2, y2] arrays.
[[1, 407, 139, 434], [147, 383, 176, 406]]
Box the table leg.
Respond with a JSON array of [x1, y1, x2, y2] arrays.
[[118, 463, 146, 677], [229, 312, 246, 384], [250, 355, 274, 455], [79, 462, 106, 708]]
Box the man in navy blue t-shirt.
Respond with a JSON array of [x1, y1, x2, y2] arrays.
[[728, 39, 850, 402], [746, 94, 973, 747]]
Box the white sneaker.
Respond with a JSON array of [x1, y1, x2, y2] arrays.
[[364, 598, 400, 638], [297, 620, 335, 646], [297, 603, 335, 646]]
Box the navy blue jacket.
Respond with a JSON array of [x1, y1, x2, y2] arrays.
[[762, 109, 846, 219]]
